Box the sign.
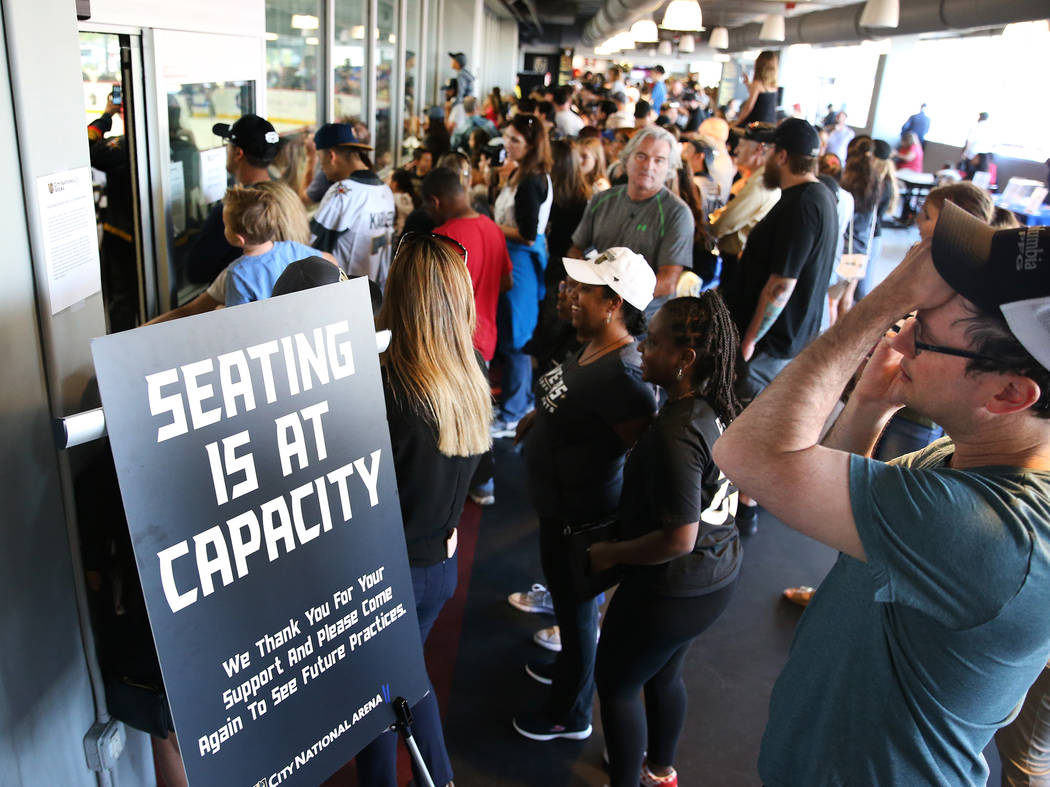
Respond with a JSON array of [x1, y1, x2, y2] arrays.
[[36, 167, 102, 314], [91, 279, 428, 787]]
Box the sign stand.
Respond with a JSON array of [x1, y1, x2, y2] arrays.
[[391, 696, 437, 787]]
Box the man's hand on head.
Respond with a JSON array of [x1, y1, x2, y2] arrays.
[[878, 239, 955, 314]]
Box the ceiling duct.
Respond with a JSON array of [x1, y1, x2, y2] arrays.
[[723, 0, 1048, 51], [581, 0, 665, 46]]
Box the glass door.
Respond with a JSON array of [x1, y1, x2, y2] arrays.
[[147, 29, 264, 312], [80, 31, 152, 332]]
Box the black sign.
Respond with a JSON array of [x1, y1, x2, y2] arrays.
[[91, 279, 427, 787]]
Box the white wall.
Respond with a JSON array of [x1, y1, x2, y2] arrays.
[[86, 0, 264, 37]]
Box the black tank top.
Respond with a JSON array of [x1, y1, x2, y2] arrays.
[[739, 90, 776, 125]]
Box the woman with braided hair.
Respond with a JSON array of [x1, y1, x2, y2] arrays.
[[591, 292, 743, 787]]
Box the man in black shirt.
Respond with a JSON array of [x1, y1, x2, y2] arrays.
[[185, 114, 278, 284], [723, 118, 837, 403]]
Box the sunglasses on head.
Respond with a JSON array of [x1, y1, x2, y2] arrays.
[[394, 231, 468, 266]]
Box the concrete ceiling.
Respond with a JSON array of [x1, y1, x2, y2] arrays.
[[526, 0, 862, 43]]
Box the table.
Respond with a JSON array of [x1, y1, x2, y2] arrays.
[[994, 195, 1050, 227]]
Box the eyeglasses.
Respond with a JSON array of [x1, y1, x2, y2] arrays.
[[890, 319, 1000, 365], [394, 231, 468, 266]]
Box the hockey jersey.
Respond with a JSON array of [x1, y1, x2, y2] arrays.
[[310, 171, 396, 287]]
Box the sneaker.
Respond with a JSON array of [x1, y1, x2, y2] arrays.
[[525, 660, 553, 685], [508, 583, 554, 614], [468, 487, 495, 506], [533, 625, 561, 652], [640, 762, 678, 786], [512, 712, 591, 741], [491, 418, 519, 439]]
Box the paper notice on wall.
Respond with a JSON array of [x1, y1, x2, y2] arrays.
[[199, 147, 229, 205], [36, 167, 102, 315]]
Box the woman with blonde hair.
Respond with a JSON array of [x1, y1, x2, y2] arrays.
[[737, 51, 778, 127], [578, 135, 611, 192], [356, 232, 491, 787]]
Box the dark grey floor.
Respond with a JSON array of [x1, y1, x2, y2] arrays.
[[442, 439, 837, 787]]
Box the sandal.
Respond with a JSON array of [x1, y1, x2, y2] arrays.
[[782, 586, 815, 607]]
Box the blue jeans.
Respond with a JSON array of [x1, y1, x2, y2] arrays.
[[539, 517, 600, 728], [736, 350, 792, 407], [356, 555, 458, 787], [874, 413, 943, 462], [497, 238, 547, 422]]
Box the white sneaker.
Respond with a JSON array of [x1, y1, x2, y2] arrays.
[[508, 583, 554, 614], [533, 625, 561, 652]]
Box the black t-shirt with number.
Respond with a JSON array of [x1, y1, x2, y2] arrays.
[[524, 342, 656, 524], [617, 396, 741, 597], [724, 180, 838, 359]]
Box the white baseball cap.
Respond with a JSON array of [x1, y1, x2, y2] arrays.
[[562, 247, 656, 312]]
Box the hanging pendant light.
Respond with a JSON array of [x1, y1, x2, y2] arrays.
[[678, 34, 695, 53], [859, 0, 899, 28], [759, 13, 785, 42], [661, 0, 703, 32], [658, 39, 674, 55], [630, 19, 659, 43], [613, 30, 637, 51], [708, 26, 729, 49]]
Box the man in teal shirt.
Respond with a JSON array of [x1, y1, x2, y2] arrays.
[[715, 204, 1050, 784]]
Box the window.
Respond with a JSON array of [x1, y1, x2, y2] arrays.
[[780, 42, 882, 127], [265, 0, 323, 133], [913, 21, 1050, 162], [333, 0, 367, 124]]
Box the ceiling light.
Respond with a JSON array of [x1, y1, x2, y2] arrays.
[[661, 0, 703, 32], [351, 25, 364, 39], [613, 31, 636, 50], [630, 19, 659, 43], [759, 13, 785, 42], [291, 14, 319, 30], [658, 39, 673, 55], [678, 34, 695, 53], [708, 26, 729, 49], [859, 0, 899, 29], [264, 32, 279, 41], [305, 36, 319, 45]]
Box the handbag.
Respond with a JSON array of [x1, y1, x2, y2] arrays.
[[563, 519, 624, 600], [836, 209, 876, 281]]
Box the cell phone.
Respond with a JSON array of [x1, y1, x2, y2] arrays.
[[111, 85, 122, 106]]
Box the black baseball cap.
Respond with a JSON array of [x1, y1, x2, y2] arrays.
[[743, 122, 776, 142], [272, 256, 347, 297], [443, 77, 458, 93], [932, 201, 1050, 370], [449, 52, 467, 67], [313, 122, 373, 151], [747, 118, 821, 157], [213, 114, 280, 162]]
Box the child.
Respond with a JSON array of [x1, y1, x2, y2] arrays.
[[223, 184, 318, 306]]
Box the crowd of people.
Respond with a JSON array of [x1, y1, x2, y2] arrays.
[[84, 51, 1050, 787]]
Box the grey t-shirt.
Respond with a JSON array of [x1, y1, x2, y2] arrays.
[[759, 438, 1050, 786], [571, 185, 694, 272]]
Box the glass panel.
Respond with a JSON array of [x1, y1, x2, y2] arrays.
[[402, 0, 421, 163], [333, 0, 367, 123], [375, 0, 397, 172], [913, 22, 1050, 161], [81, 32, 140, 333], [166, 80, 255, 306], [265, 0, 323, 133]]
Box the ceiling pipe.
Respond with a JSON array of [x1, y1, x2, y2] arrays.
[[581, 0, 665, 46], [724, 0, 1048, 51]]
